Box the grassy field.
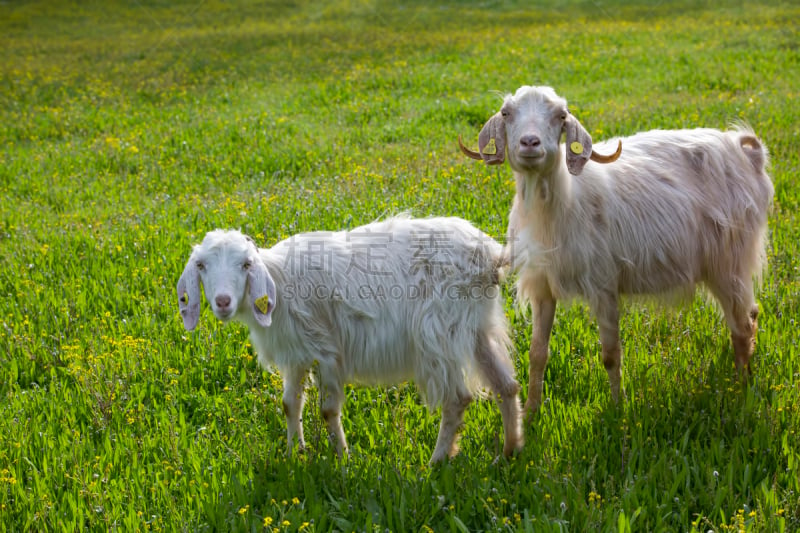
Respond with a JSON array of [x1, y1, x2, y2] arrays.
[[1, 0, 799, 530]]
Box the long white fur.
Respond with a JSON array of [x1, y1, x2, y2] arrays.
[[471, 86, 773, 413], [177, 216, 523, 463]]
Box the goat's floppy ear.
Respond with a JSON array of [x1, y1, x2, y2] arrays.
[[564, 114, 593, 175], [478, 112, 506, 165], [177, 258, 201, 331], [248, 257, 277, 327]]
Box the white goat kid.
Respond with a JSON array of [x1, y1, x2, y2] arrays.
[[177, 217, 523, 463], [460, 85, 773, 413]]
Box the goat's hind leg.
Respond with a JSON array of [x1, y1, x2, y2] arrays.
[[595, 295, 623, 404], [708, 277, 759, 376], [475, 333, 523, 457], [317, 362, 348, 458]]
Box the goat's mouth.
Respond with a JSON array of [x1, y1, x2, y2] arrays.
[[214, 308, 235, 320], [515, 149, 546, 163]]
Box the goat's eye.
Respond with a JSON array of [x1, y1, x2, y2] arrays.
[[242, 260, 252, 270], [501, 108, 510, 118], [196, 261, 205, 271]]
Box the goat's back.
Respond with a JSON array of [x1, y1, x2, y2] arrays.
[[250, 216, 508, 406], [592, 128, 773, 281], [512, 127, 773, 303]]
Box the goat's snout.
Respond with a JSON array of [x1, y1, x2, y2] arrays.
[[215, 294, 232, 312], [517, 134, 545, 160], [519, 134, 541, 148]]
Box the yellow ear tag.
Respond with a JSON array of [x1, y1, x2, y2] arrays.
[[255, 295, 270, 314], [483, 138, 497, 155], [180, 291, 188, 305], [570, 141, 584, 155]]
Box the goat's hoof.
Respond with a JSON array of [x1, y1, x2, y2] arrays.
[[735, 364, 753, 384], [495, 446, 522, 462], [286, 444, 306, 459], [429, 449, 453, 465], [494, 444, 523, 465], [335, 448, 351, 462], [523, 400, 541, 420], [502, 443, 523, 459]]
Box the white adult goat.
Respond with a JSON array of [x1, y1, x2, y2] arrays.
[[460, 85, 773, 413], [177, 216, 523, 463]]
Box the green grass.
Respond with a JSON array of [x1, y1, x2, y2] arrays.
[[1, 0, 799, 530]]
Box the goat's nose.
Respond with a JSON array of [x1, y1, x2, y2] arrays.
[[520, 135, 541, 148], [215, 294, 231, 309]]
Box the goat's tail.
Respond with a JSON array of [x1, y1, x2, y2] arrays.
[[739, 134, 767, 172], [492, 255, 509, 284], [731, 123, 768, 173]]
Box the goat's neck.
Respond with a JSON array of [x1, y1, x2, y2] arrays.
[[513, 162, 571, 214]]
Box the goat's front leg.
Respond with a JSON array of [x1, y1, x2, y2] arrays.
[[595, 297, 622, 403], [526, 297, 556, 415], [430, 389, 472, 464], [317, 364, 348, 458], [281, 366, 308, 454]]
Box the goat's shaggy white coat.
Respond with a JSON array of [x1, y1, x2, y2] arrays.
[[177, 216, 523, 463], [463, 86, 773, 413]]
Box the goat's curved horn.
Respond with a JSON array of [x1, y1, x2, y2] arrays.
[[590, 140, 622, 164], [458, 135, 483, 160]]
